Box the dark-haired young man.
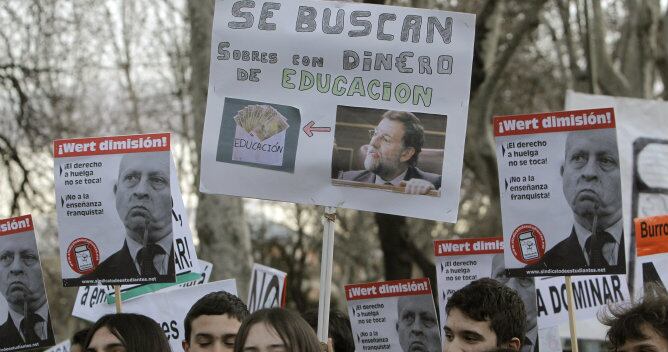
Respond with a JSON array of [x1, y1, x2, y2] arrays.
[[70, 328, 90, 352], [443, 278, 526, 352], [303, 308, 355, 352], [182, 291, 249, 352], [601, 286, 668, 352]]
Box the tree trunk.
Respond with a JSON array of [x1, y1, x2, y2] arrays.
[[188, 0, 253, 298], [375, 214, 413, 280]]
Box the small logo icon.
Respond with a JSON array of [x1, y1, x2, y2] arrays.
[[67, 238, 100, 274], [510, 224, 545, 264]]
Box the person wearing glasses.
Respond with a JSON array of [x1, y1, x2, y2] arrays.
[[396, 294, 441, 352], [0, 231, 55, 349], [83, 152, 174, 282], [491, 254, 537, 352], [338, 110, 441, 195]]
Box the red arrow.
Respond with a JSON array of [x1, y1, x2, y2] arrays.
[[303, 121, 331, 137]]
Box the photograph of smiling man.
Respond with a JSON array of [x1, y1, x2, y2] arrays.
[[332, 106, 446, 197]]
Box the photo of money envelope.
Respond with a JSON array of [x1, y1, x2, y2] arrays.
[[217, 98, 300, 172]]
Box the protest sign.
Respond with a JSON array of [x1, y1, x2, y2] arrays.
[[345, 278, 440, 352], [494, 108, 625, 276], [54, 133, 199, 286], [107, 259, 212, 303], [247, 263, 287, 313], [565, 91, 668, 294], [0, 215, 55, 352], [72, 259, 212, 321], [73, 280, 237, 352], [434, 237, 539, 352], [633, 215, 668, 298], [43, 340, 69, 352], [199, 0, 475, 222], [535, 274, 629, 329]]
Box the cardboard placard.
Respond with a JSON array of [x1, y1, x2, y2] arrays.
[[565, 91, 668, 295], [0, 215, 55, 352], [633, 215, 668, 297], [199, 0, 475, 222], [54, 133, 199, 286], [535, 274, 629, 329], [434, 237, 539, 352], [345, 278, 440, 352], [494, 108, 625, 276], [72, 260, 212, 322], [247, 263, 287, 313]]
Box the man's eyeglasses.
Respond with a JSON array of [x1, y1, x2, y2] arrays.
[[368, 129, 393, 144]]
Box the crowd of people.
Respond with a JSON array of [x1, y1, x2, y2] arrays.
[[60, 279, 668, 352]]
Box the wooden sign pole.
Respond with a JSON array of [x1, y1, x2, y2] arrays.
[[114, 285, 122, 313], [565, 276, 579, 352], [316, 207, 337, 350]]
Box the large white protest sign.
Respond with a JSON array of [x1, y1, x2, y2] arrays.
[[434, 237, 539, 352], [494, 108, 625, 276], [566, 91, 668, 293], [74, 280, 237, 352], [54, 133, 199, 286], [247, 263, 287, 313], [345, 278, 440, 352], [0, 215, 55, 352], [535, 274, 628, 329], [43, 340, 69, 352], [199, 0, 475, 222], [72, 259, 212, 321], [633, 215, 668, 298]]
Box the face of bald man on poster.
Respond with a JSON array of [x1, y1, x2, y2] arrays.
[[396, 295, 440, 352], [561, 129, 622, 231], [0, 232, 46, 313], [114, 152, 172, 245]]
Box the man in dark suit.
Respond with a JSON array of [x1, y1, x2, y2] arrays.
[[338, 110, 441, 195], [0, 232, 55, 349], [82, 152, 174, 282], [532, 129, 624, 273]]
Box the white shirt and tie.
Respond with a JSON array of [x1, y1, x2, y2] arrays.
[[574, 218, 623, 266], [374, 170, 408, 186], [125, 234, 173, 275], [8, 303, 49, 341]]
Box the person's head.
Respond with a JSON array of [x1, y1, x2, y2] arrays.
[[234, 308, 321, 352], [0, 232, 46, 312], [302, 308, 354, 352], [183, 291, 250, 352], [364, 110, 424, 180], [396, 294, 440, 352], [490, 253, 537, 331], [114, 152, 172, 244], [71, 328, 90, 352], [85, 313, 170, 352], [444, 278, 525, 352], [561, 129, 621, 230], [601, 285, 668, 352]]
